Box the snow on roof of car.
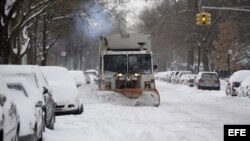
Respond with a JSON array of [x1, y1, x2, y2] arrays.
[[240, 75, 250, 87], [229, 70, 250, 82], [0, 65, 49, 89]]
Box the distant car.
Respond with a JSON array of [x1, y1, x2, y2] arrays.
[[226, 70, 250, 96], [41, 66, 84, 115], [176, 71, 192, 84], [68, 70, 86, 87], [0, 65, 56, 130], [180, 74, 197, 87], [4, 77, 43, 141], [0, 75, 20, 141], [84, 69, 99, 84], [195, 72, 220, 90], [170, 71, 180, 84]]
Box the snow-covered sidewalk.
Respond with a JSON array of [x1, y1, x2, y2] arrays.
[[44, 81, 250, 141]]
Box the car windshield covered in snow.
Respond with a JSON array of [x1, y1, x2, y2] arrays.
[[104, 54, 152, 74]]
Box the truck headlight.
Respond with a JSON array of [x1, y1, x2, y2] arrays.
[[145, 81, 151, 89], [117, 73, 123, 77], [134, 73, 141, 77]]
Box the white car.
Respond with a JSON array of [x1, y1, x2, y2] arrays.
[[175, 71, 192, 84], [68, 70, 86, 88], [4, 77, 43, 141], [181, 74, 197, 87], [226, 70, 250, 96], [41, 66, 84, 115], [0, 75, 20, 141], [0, 65, 56, 130], [236, 75, 250, 97], [84, 69, 99, 84]]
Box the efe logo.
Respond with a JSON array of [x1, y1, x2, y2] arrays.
[[228, 129, 246, 136], [224, 125, 250, 141]]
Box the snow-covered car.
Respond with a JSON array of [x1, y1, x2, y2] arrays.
[[84, 69, 99, 84], [41, 66, 84, 115], [181, 74, 197, 87], [236, 76, 250, 97], [0, 65, 56, 130], [226, 70, 250, 96], [195, 72, 220, 90], [170, 71, 180, 84], [175, 71, 192, 84], [69, 70, 86, 87], [0, 75, 20, 141], [4, 77, 43, 141]]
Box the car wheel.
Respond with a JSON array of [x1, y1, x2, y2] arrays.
[[75, 104, 84, 115]]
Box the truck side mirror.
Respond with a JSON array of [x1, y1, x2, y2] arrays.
[[153, 65, 158, 71], [0, 95, 6, 106], [43, 86, 49, 94]]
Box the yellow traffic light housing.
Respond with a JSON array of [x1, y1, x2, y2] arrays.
[[196, 12, 211, 26]]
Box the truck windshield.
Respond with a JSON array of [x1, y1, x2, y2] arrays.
[[104, 55, 127, 73], [128, 54, 152, 74]]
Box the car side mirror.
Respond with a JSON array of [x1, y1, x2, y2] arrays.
[[0, 95, 6, 106], [77, 84, 81, 88], [43, 86, 49, 94], [153, 65, 158, 71]]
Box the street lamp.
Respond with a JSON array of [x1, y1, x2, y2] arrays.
[[227, 49, 232, 76]]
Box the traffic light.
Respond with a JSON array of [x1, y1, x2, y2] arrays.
[[196, 12, 211, 26]]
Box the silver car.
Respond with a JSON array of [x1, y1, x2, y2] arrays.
[[195, 72, 220, 90]]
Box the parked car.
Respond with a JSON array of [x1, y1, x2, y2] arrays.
[[176, 71, 192, 84], [41, 66, 84, 115], [69, 70, 86, 87], [0, 65, 56, 130], [195, 72, 220, 90], [180, 74, 197, 87], [236, 76, 250, 97], [226, 70, 250, 96], [170, 71, 180, 84], [0, 75, 20, 141], [84, 69, 99, 84], [4, 77, 43, 141]]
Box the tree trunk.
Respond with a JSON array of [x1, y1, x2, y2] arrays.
[[41, 14, 47, 66]]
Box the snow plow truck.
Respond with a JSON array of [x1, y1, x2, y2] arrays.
[[98, 33, 160, 107]]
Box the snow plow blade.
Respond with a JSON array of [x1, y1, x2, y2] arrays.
[[96, 89, 160, 107]]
